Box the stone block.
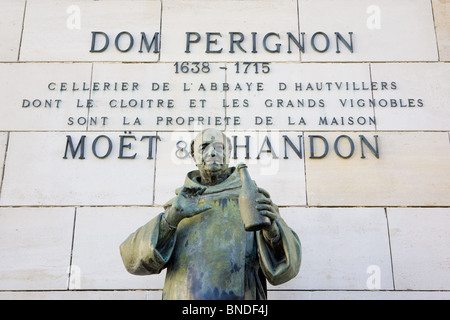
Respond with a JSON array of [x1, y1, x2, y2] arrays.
[[0, 290, 163, 300], [432, 0, 450, 61], [0, 132, 156, 206], [305, 132, 450, 206], [0, 63, 92, 131], [20, 0, 161, 62], [269, 290, 450, 300], [153, 131, 307, 206], [227, 131, 307, 206], [0, 207, 74, 290], [0, 0, 25, 61], [225, 63, 376, 131], [70, 207, 165, 290], [160, 0, 300, 62], [0, 133, 7, 189], [89, 63, 226, 131], [371, 63, 450, 131], [153, 131, 200, 206], [388, 208, 450, 290], [299, 0, 438, 62], [273, 207, 393, 290]]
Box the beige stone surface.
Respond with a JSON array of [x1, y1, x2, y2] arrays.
[[0, 63, 91, 131], [153, 131, 307, 206], [0, 133, 7, 190], [225, 63, 376, 131], [432, 0, 450, 61], [227, 131, 307, 206], [305, 132, 450, 206], [0, 0, 447, 299], [0, 290, 163, 300], [269, 290, 450, 300], [89, 63, 226, 131], [299, 0, 439, 62], [1, 289, 448, 300], [371, 63, 450, 131], [71, 207, 165, 290], [20, 0, 161, 62], [0, 0, 25, 61], [388, 208, 450, 290], [153, 131, 200, 206], [160, 0, 300, 62], [275, 207, 393, 290], [0, 207, 75, 290], [0, 132, 156, 206]]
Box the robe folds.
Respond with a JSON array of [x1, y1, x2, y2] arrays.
[[120, 167, 301, 300]]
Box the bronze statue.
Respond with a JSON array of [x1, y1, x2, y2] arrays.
[[120, 128, 301, 300]]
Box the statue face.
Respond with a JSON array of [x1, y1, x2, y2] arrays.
[[198, 141, 227, 172], [192, 129, 231, 175]]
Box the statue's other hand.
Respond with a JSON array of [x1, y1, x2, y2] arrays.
[[255, 187, 280, 232]]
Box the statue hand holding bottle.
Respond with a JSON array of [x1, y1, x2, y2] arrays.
[[255, 186, 280, 229]]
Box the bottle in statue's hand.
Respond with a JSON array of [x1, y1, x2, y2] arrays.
[[237, 163, 271, 232]]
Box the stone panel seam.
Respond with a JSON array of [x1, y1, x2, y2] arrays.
[[430, 0, 441, 61], [267, 289, 450, 293], [86, 64, 94, 132], [17, 0, 27, 62], [0, 205, 447, 209], [0, 289, 164, 292], [302, 131, 309, 206], [385, 208, 396, 290], [1, 289, 449, 292], [368, 63, 378, 131], [67, 207, 78, 290], [224, 63, 228, 130], [0, 132, 10, 201], [158, 0, 163, 63], [1, 130, 450, 134], [152, 133, 159, 206], [296, 0, 302, 63]]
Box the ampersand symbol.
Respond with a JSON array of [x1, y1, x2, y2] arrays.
[[175, 140, 190, 159]]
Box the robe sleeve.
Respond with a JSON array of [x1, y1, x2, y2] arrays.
[[256, 218, 301, 286], [119, 212, 176, 275]]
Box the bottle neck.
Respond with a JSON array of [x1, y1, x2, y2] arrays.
[[237, 165, 253, 185]]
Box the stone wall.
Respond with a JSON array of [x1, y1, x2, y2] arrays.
[[0, 0, 449, 300]]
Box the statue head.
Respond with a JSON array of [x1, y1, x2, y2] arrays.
[[190, 129, 232, 180]]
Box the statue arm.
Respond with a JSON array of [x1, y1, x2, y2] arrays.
[[120, 185, 211, 276], [119, 212, 176, 275], [256, 218, 301, 286]]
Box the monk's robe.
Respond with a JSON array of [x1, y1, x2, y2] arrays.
[[120, 167, 301, 300]]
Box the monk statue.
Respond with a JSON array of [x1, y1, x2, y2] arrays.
[[120, 128, 301, 300]]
